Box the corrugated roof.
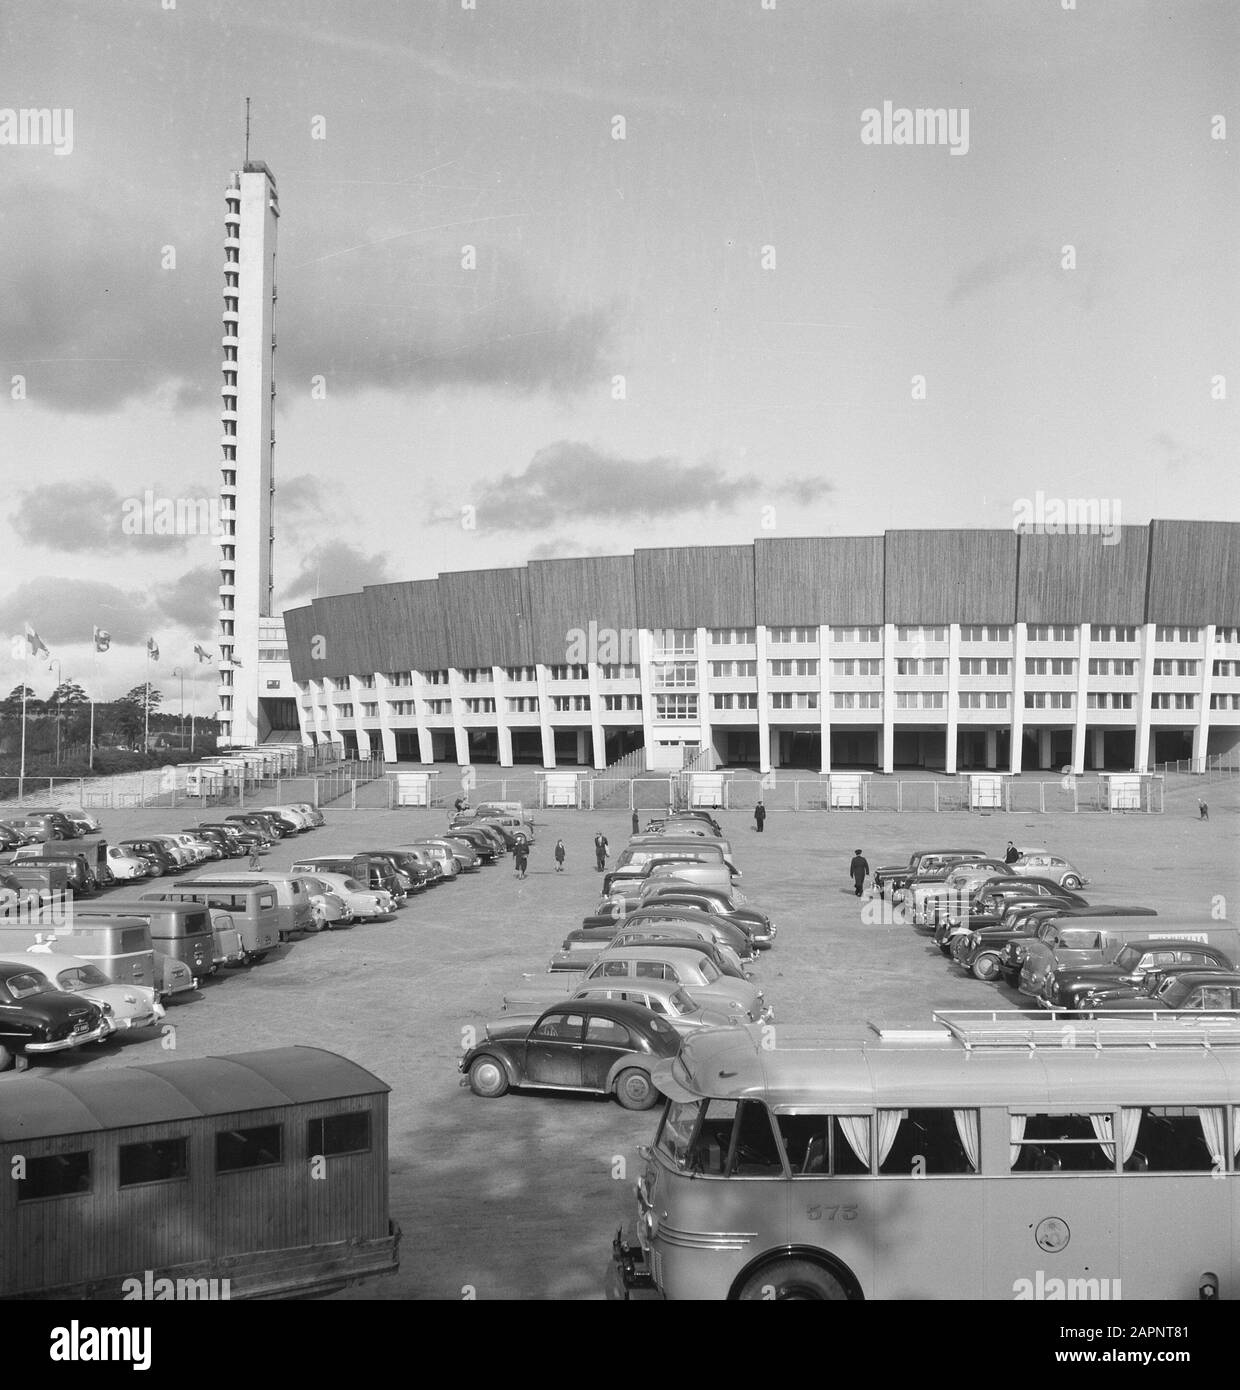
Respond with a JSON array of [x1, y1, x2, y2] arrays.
[[0, 1047, 389, 1143]]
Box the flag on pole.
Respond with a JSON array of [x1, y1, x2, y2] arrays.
[[146, 637, 160, 661], [193, 643, 212, 663], [93, 625, 112, 653], [24, 624, 49, 658]]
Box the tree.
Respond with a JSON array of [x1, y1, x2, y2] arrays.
[[50, 681, 89, 708], [114, 685, 163, 746], [2, 684, 41, 719]]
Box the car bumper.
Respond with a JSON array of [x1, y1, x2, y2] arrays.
[[105, 1003, 166, 1033], [609, 1225, 661, 1300], [26, 1023, 110, 1053]]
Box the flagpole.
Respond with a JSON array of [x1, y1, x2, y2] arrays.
[[18, 648, 28, 803], [144, 646, 150, 753]]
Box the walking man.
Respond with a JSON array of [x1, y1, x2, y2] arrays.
[[631, 809, 640, 836], [1004, 840, 1019, 864], [513, 834, 529, 879], [554, 838, 566, 872], [1199, 799, 1209, 822], [594, 830, 609, 871], [849, 848, 869, 897], [754, 800, 766, 834]]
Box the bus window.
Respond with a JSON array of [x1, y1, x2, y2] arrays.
[[1133, 1107, 1224, 1173], [776, 1115, 872, 1176], [18, 1152, 92, 1200], [657, 1100, 704, 1169], [1010, 1113, 1118, 1173], [729, 1101, 783, 1176], [877, 1108, 979, 1175]]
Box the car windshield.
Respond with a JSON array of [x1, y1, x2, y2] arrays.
[[697, 958, 720, 983], [341, 878, 364, 891], [658, 1100, 702, 1165], [55, 964, 110, 990], [1156, 976, 1189, 1004], [1114, 945, 1143, 970], [669, 987, 699, 1015], [5, 971, 53, 999]]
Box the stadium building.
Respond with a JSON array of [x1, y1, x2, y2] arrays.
[[282, 522, 1240, 774]]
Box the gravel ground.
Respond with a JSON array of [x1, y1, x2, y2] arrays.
[[4, 778, 1236, 1299]]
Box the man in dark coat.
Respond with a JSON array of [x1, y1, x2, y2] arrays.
[[632, 809, 640, 835], [849, 849, 869, 897], [754, 800, 766, 833], [1004, 841, 1020, 864], [594, 831, 609, 871]]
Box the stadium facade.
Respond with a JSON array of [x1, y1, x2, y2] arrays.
[[282, 522, 1240, 774]]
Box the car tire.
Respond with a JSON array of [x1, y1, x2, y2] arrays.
[[736, 1260, 849, 1301], [614, 1068, 659, 1111], [468, 1055, 509, 1098], [972, 952, 1001, 982], [1062, 875, 1081, 890]]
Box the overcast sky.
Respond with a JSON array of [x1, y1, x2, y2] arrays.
[[2, 0, 1236, 702]]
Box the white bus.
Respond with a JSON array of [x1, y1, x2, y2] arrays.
[[612, 1011, 1240, 1300]]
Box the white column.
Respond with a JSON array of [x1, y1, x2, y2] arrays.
[[1009, 624, 1026, 773], [755, 625, 771, 774], [694, 627, 712, 764], [1071, 624, 1090, 775], [1194, 625, 1215, 771], [818, 625, 831, 773], [1134, 623, 1156, 772], [447, 669, 469, 766], [945, 623, 960, 775], [535, 664, 556, 767], [637, 631, 655, 765], [412, 672, 433, 763], [585, 661, 605, 769], [881, 623, 895, 774], [374, 673, 395, 762], [493, 666, 514, 767]]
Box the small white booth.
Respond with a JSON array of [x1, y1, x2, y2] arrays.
[[967, 773, 1007, 810], [1100, 773, 1142, 811], [827, 773, 871, 809], [542, 772, 582, 807], [395, 772, 434, 807], [688, 773, 727, 809]]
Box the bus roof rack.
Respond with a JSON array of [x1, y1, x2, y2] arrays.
[[931, 1009, 1240, 1051]]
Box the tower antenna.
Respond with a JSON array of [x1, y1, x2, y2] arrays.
[[244, 96, 251, 164]]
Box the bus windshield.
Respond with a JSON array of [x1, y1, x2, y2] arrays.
[[657, 1100, 701, 1166]]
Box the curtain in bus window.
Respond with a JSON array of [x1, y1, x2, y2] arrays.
[[1009, 1114, 1026, 1168], [1089, 1111, 1140, 1165], [838, 1116, 871, 1169], [953, 1110, 980, 1171], [1198, 1108, 1227, 1170], [876, 1110, 905, 1165]]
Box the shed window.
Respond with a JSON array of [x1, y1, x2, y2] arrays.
[[18, 1151, 92, 1200], [308, 1113, 372, 1158], [216, 1125, 283, 1172], [120, 1138, 189, 1186]]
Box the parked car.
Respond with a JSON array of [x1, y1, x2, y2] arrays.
[[55, 805, 102, 834], [359, 849, 432, 893], [224, 814, 278, 845], [258, 805, 312, 833], [628, 886, 774, 948], [1046, 940, 1237, 1011], [952, 905, 1158, 980], [424, 836, 480, 872], [176, 831, 224, 861], [291, 854, 408, 902], [0, 960, 108, 1070], [236, 811, 290, 841], [1073, 971, 1240, 1015], [442, 824, 503, 862], [895, 861, 1014, 926], [119, 839, 179, 876], [569, 907, 756, 962], [872, 849, 987, 897], [541, 980, 741, 1035], [0, 822, 37, 849], [287, 869, 394, 921], [1009, 851, 1090, 890], [459, 999, 681, 1109], [10, 847, 102, 895], [105, 843, 157, 881], [188, 825, 248, 858], [282, 801, 325, 828], [554, 919, 749, 974], [934, 887, 1091, 954], [294, 875, 353, 929], [4, 952, 164, 1035], [405, 842, 460, 881]]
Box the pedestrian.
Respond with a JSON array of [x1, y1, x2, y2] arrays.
[[631, 809, 640, 836], [1004, 840, 1019, 864], [754, 800, 766, 834], [248, 850, 262, 870], [513, 836, 529, 879], [453, 795, 465, 813], [554, 838, 566, 872], [849, 848, 869, 897], [594, 830, 609, 871], [1199, 799, 1209, 822]]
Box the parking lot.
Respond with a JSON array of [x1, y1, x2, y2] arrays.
[[5, 780, 1237, 1299]]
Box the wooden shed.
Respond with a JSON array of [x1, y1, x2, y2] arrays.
[[0, 1046, 399, 1299]]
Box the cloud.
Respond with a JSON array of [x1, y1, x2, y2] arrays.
[[0, 577, 157, 648], [447, 441, 831, 532], [947, 245, 1048, 305], [153, 567, 219, 633], [275, 474, 325, 518], [527, 537, 616, 560], [12, 480, 200, 553], [282, 246, 613, 396], [1150, 431, 1207, 476], [0, 180, 612, 412], [278, 542, 396, 606]]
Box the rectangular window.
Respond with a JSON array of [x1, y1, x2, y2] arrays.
[[603, 694, 641, 711], [654, 694, 698, 721], [713, 692, 758, 710], [1010, 1113, 1120, 1173], [216, 1124, 283, 1173], [507, 697, 541, 713], [424, 699, 452, 715], [833, 692, 855, 710], [599, 664, 639, 679], [119, 1138, 189, 1187], [386, 671, 413, 685], [857, 691, 881, 708], [388, 700, 417, 716], [878, 1109, 979, 1175], [308, 1112, 372, 1159], [424, 670, 449, 685], [829, 626, 880, 643], [769, 692, 818, 710], [775, 1113, 872, 1177], [960, 625, 1012, 642], [504, 666, 537, 681], [710, 660, 757, 678], [768, 626, 818, 645], [708, 627, 756, 644], [768, 659, 819, 677], [654, 629, 696, 658], [18, 1151, 92, 1201], [652, 661, 697, 689], [462, 698, 497, 714]]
